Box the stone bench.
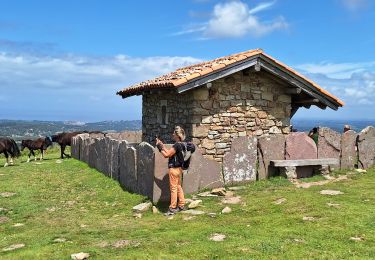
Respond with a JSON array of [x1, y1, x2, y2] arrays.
[[270, 158, 339, 179]]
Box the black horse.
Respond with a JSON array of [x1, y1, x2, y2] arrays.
[[52, 131, 103, 159], [0, 137, 21, 167], [21, 137, 53, 162]]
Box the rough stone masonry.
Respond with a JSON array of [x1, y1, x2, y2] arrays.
[[142, 70, 291, 163]]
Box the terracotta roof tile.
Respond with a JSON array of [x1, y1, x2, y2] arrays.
[[116, 48, 344, 107]]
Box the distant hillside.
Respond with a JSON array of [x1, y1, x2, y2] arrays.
[[0, 120, 141, 141]]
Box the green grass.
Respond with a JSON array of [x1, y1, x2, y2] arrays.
[[0, 151, 375, 259]]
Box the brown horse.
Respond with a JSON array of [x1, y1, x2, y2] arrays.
[[21, 137, 53, 162], [52, 131, 103, 159], [0, 137, 21, 167]]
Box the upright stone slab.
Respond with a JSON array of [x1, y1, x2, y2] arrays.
[[285, 132, 317, 178], [119, 146, 138, 193], [109, 139, 121, 181], [257, 134, 285, 179], [223, 136, 257, 185], [153, 145, 172, 203], [183, 148, 223, 194], [136, 142, 155, 199], [357, 126, 375, 169], [88, 138, 99, 169], [95, 138, 107, 174], [71, 136, 80, 160], [101, 137, 112, 177], [318, 127, 341, 169], [340, 130, 357, 170], [285, 132, 317, 160], [79, 134, 91, 163]]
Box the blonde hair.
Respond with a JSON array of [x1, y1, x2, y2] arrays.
[[174, 126, 186, 141]]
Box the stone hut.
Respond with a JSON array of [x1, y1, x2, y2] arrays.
[[117, 49, 344, 162]]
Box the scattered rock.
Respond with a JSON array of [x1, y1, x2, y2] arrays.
[[53, 238, 67, 243], [293, 238, 305, 244], [182, 210, 205, 215], [302, 216, 316, 221], [133, 213, 142, 219], [0, 192, 16, 198], [132, 202, 152, 213], [184, 198, 194, 204], [222, 196, 241, 204], [188, 200, 202, 209], [228, 186, 246, 191], [197, 191, 218, 197], [13, 223, 24, 227], [71, 252, 90, 260], [112, 240, 131, 248], [0, 207, 9, 212], [56, 160, 63, 164], [207, 213, 217, 218], [221, 207, 232, 214], [320, 190, 344, 195], [183, 216, 195, 221], [273, 198, 287, 205], [209, 233, 226, 242], [97, 241, 110, 248], [167, 216, 174, 220], [46, 207, 57, 212], [152, 206, 159, 214], [80, 224, 87, 228], [224, 191, 235, 198], [327, 202, 340, 208], [2, 243, 25, 252], [0, 216, 10, 224], [350, 236, 365, 241], [355, 169, 367, 174], [211, 187, 226, 196], [322, 175, 335, 180]]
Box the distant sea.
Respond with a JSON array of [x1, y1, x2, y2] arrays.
[[291, 119, 375, 133]]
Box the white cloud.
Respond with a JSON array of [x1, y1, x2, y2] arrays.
[[0, 52, 201, 121], [296, 61, 375, 106], [341, 0, 369, 11], [174, 1, 288, 39]]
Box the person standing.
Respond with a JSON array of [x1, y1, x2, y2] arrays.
[[156, 126, 186, 216]]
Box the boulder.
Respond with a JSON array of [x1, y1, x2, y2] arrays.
[[340, 130, 357, 169], [357, 126, 375, 169], [318, 127, 341, 169], [257, 134, 285, 179], [136, 142, 155, 199], [119, 147, 138, 193], [183, 148, 224, 194], [223, 136, 257, 185]]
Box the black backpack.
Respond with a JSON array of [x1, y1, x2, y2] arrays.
[[179, 142, 196, 170]]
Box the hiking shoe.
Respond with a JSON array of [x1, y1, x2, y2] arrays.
[[164, 208, 178, 216], [177, 206, 187, 212]]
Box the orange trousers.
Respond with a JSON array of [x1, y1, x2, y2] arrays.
[[168, 167, 185, 209]]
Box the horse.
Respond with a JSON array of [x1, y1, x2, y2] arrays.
[[51, 131, 104, 159], [0, 137, 21, 167], [21, 137, 53, 162]]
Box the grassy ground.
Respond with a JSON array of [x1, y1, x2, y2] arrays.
[[0, 151, 374, 259]]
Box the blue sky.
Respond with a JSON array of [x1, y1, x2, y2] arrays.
[[0, 0, 374, 122]]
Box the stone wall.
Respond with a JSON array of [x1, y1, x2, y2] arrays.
[[72, 126, 375, 203], [142, 70, 291, 163]]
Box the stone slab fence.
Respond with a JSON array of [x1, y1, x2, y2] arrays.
[[71, 126, 375, 203]]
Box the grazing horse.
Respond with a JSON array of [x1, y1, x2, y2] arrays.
[[0, 137, 21, 167], [51, 131, 104, 159], [21, 137, 53, 162]]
